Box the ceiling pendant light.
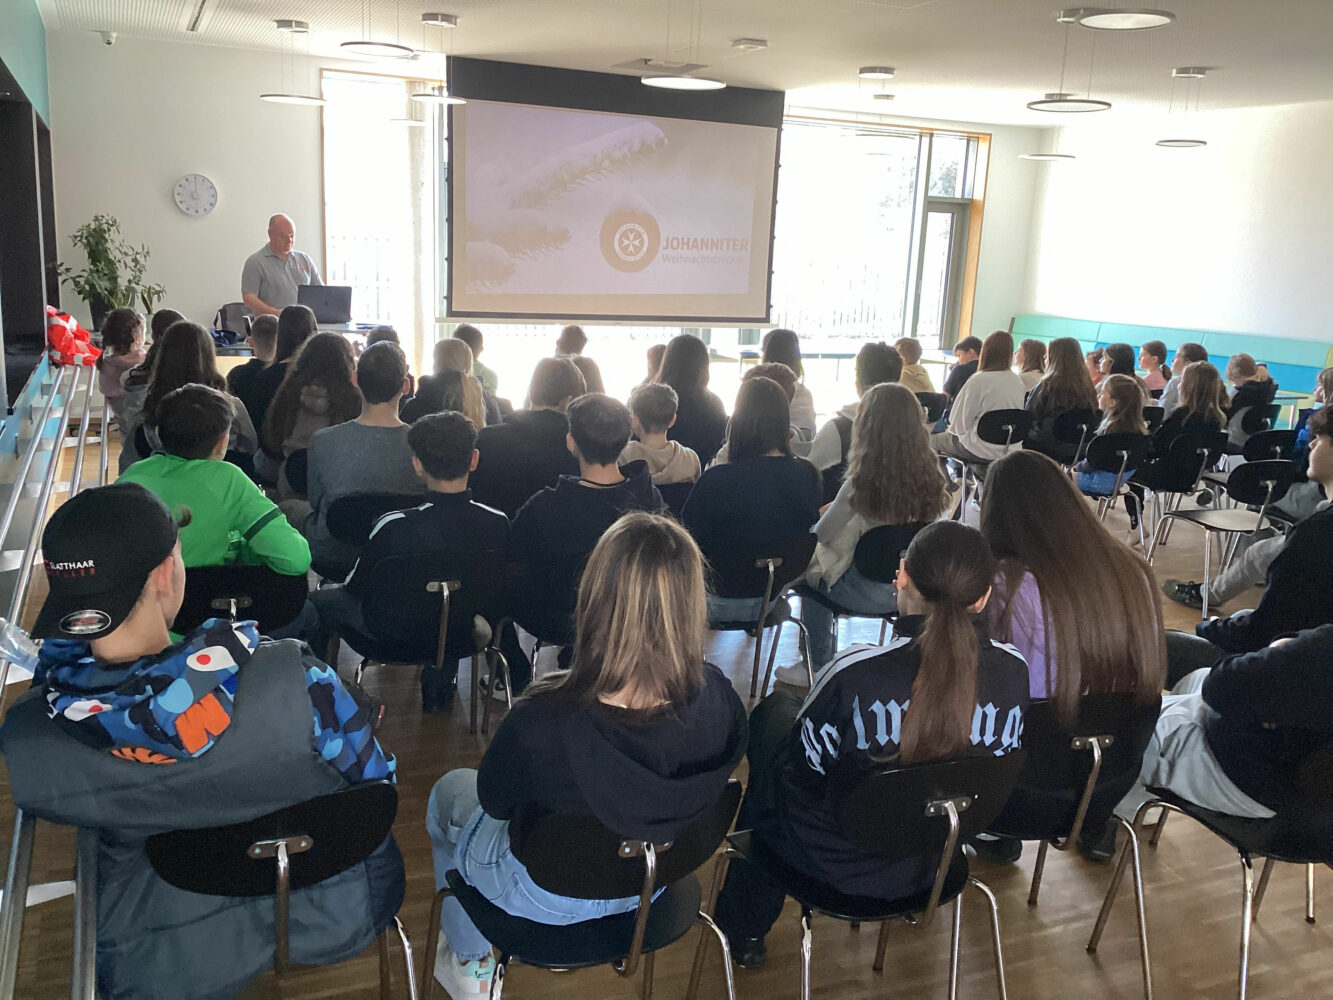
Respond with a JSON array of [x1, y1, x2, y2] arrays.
[[858, 66, 895, 80], [1020, 152, 1077, 161], [1027, 14, 1112, 113], [1156, 67, 1208, 148], [342, 0, 414, 59], [412, 14, 466, 104], [260, 20, 326, 105], [1074, 7, 1175, 30], [641, 0, 726, 91]]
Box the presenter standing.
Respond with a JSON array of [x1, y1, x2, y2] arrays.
[[241, 214, 323, 317]]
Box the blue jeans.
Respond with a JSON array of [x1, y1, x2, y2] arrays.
[[425, 769, 641, 962], [800, 568, 899, 670]]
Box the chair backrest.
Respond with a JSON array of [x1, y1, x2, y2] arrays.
[[852, 523, 926, 584], [1148, 388, 1164, 400], [976, 408, 1033, 449], [517, 780, 743, 900], [1051, 408, 1099, 447], [1242, 429, 1298, 462], [916, 392, 948, 424], [1084, 433, 1151, 475], [325, 492, 426, 548], [1240, 402, 1283, 435], [1142, 406, 1165, 432], [144, 782, 396, 897], [284, 449, 309, 498], [1149, 431, 1214, 493], [656, 481, 694, 519], [1224, 458, 1297, 508], [177, 564, 310, 635], [708, 532, 818, 600], [359, 552, 496, 653]]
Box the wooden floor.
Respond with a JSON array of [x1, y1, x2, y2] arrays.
[[1, 428, 1328, 1000]]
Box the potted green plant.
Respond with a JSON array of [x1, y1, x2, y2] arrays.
[[57, 214, 166, 330]]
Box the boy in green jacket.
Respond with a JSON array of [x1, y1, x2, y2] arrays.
[[119, 383, 311, 574]]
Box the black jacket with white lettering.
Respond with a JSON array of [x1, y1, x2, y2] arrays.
[[764, 616, 1029, 898]]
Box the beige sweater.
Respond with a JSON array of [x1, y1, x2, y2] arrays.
[[619, 439, 701, 485]]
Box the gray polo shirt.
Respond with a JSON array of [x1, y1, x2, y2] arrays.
[[240, 245, 323, 309]]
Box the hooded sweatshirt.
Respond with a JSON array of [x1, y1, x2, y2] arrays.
[[477, 662, 748, 849], [619, 439, 701, 485]]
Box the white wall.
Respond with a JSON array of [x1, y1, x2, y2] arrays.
[[969, 123, 1041, 336], [1022, 100, 1333, 342], [47, 31, 335, 327]]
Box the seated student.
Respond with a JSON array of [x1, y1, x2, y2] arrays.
[[620, 382, 701, 485], [1139, 340, 1171, 393], [1277, 365, 1333, 522], [97, 308, 146, 434], [807, 342, 902, 501], [364, 325, 416, 395], [0, 484, 400, 1000], [942, 335, 982, 401], [1224, 352, 1279, 454], [893, 337, 935, 395], [1075, 373, 1149, 502], [642, 342, 667, 386], [709, 363, 799, 466], [979, 449, 1166, 861], [403, 339, 497, 427], [295, 411, 509, 713], [117, 308, 184, 449], [452, 324, 499, 397], [1160, 342, 1208, 415], [761, 328, 816, 442], [250, 304, 319, 448], [425, 513, 746, 997], [122, 321, 259, 474], [1024, 336, 1100, 461], [227, 313, 279, 431], [499, 393, 663, 692], [471, 358, 585, 518], [302, 343, 423, 576], [262, 332, 363, 500], [931, 330, 1027, 468], [556, 323, 605, 394], [656, 333, 729, 466], [1099, 343, 1150, 400], [711, 521, 1028, 968], [780, 383, 949, 684], [1163, 406, 1333, 627], [682, 377, 821, 624], [1015, 338, 1046, 390], [1086, 348, 1106, 389], [119, 384, 310, 576]]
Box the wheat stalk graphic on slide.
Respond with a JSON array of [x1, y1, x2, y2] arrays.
[[465, 120, 667, 289]]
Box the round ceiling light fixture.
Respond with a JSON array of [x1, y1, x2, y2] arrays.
[[411, 83, 466, 104], [1027, 91, 1111, 113], [858, 66, 896, 80], [1019, 152, 1077, 161], [421, 12, 458, 27], [641, 74, 727, 91], [340, 39, 415, 58], [275, 18, 308, 32], [259, 92, 326, 105], [1076, 7, 1176, 29], [1156, 138, 1207, 148], [872, 93, 895, 101], [1172, 66, 1208, 79]]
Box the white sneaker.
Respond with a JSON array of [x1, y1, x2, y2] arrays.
[[434, 935, 494, 999], [773, 662, 812, 689]]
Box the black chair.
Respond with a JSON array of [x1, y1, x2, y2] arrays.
[[705, 533, 818, 700], [479, 614, 570, 735], [986, 694, 1161, 907], [789, 522, 925, 678], [1079, 433, 1152, 541], [1142, 406, 1165, 432], [1145, 459, 1296, 618], [284, 448, 309, 498], [426, 781, 744, 1000], [1050, 407, 1100, 466], [695, 753, 1027, 1000], [1088, 742, 1333, 1000], [957, 409, 1033, 511], [916, 392, 949, 424], [1242, 402, 1283, 436], [657, 481, 695, 519], [1148, 388, 1164, 400], [1200, 429, 1300, 497], [1135, 431, 1227, 546], [144, 782, 415, 997], [176, 564, 310, 635], [328, 553, 498, 734]]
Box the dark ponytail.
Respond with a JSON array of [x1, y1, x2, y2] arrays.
[[899, 521, 996, 764]]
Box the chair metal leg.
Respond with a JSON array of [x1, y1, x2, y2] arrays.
[[800, 908, 813, 1000], [760, 618, 784, 697], [1145, 514, 1170, 565], [688, 851, 734, 1000], [947, 899, 962, 1000], [878, 619, 888, 644], [790, 618, 815, 687], [640, 951, 655, 1000], [1251, 858, 1275, 919], [469, 653, 478, 735], [71, 827, 98, 1000], [1306, 863, 1317, 924], [489, 958, 507, 1000], [969, 877, 1009, 1000], [872, 920, 891, 973], [1201, 527, 1212, 619], [380, 931, 393, 1000], [422, 887, 450, 997], [749, 628, 765, 700], [1028, 839, 1051, 907], [1149, 807, 1170, 848], [693, 912, 737, 1000], [0, 811, 37, 1000], [1238, 854, 1255, 1000], [480, 645, 511, 736], [393, 916, 419, 1000], [1088, 810, 1154, 1000]]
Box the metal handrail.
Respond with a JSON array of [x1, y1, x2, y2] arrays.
[[0, 366, 71, 554], [97, 397, 110, 490], [67, 370, 97, 499]]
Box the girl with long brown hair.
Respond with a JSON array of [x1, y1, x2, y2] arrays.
[[784, 383, 949, 679], [1026, 336, 1100, 460], [712, 520, 1027, 967], [424, 513, 746, 995], [1016, 338, 1046, 390], [1076, 373, 1149, 499]]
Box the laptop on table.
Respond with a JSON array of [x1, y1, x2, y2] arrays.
[[298, 284, 353, 324]]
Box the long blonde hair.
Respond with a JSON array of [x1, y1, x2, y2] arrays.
[[846, 383, 947, 524], [526, 512, 707, 709], [433, 339, 486, 429]]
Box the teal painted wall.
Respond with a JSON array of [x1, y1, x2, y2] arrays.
[[0, 0, 49, 123]]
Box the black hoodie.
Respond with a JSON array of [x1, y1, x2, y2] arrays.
[[477, 663, 748, 849]]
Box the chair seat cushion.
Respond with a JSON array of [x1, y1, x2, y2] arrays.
[[727, 831, 968, 922], [443, 870, 701, 969], [710, 597, 792, 634], [1146, 789, 1333, 865]]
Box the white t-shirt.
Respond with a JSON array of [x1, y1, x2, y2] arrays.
[[948, 370, 1028, 460]]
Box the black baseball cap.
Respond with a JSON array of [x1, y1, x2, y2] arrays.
[[33, 483, 181, 640]]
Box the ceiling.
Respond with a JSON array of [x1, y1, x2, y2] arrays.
[[35, 0, 1333, 126]]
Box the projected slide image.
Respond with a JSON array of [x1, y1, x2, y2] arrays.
[[451, 100, 779, 321]]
